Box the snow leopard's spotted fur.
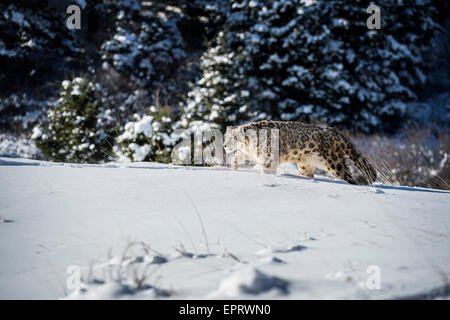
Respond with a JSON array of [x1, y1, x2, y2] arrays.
[[223, 120, 377, 185]]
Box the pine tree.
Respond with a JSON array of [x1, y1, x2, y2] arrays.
[[0, 0, 77, 68], [0, 0, 79, 130], [179, 30, 251, 130], [100, 0, 185, 93], [32, 77, 113, 163], [114, 100, 175, 163]]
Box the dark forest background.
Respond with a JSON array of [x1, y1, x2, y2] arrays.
[[0, 0, 449, 189]]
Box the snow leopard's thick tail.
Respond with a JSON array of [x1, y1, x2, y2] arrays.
[[344, 138, 377, 185]]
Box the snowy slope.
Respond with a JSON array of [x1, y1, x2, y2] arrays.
[[0, 157, 449, 300]]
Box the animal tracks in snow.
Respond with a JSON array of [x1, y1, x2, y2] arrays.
[[256, 244, 308, 255], [0, 216, 13, 223]]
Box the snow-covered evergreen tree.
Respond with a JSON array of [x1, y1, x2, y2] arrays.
[[0, 0, 79, 131], [180, 0, 439, 132], [179, 30, 252, 130], [100, 1, 186, 93], [32, 77, 113, 163], [114, 106, 175, 163], [0, 0, 76, 64]]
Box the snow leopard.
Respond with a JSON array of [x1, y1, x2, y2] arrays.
[[223, 120, 377, 185]]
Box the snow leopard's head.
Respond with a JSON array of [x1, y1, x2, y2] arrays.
[[223, 125, 258, 154], [223, 126, 239, 154]]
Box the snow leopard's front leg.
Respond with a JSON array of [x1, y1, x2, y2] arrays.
[[258, 156, 278, 175], [297, 163, 315, 178], [231, 152, 238, 170]]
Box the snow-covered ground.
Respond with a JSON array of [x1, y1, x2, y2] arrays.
[[0, 157, 449, 300]]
